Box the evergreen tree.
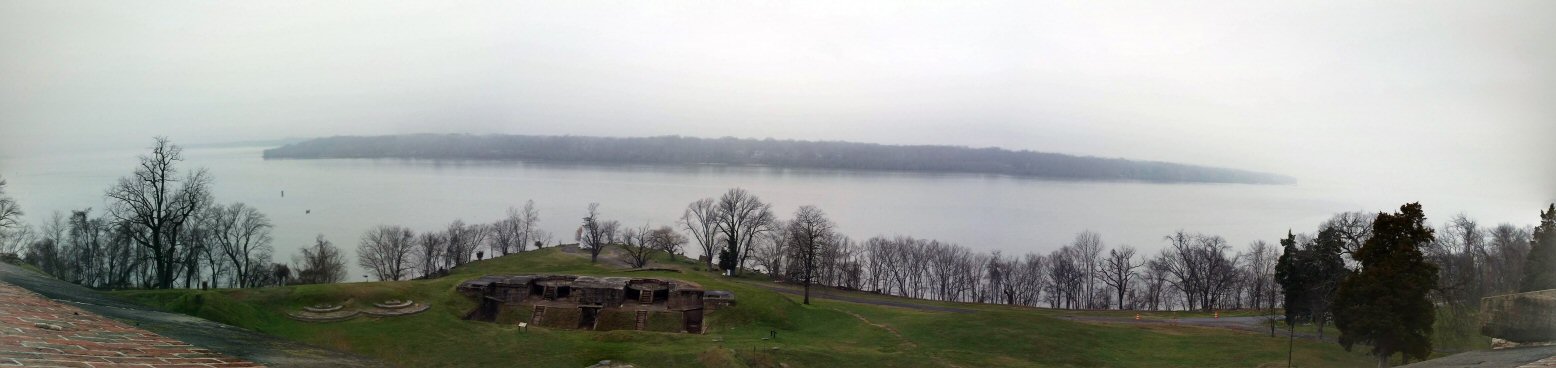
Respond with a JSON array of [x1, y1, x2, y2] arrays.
[[1334, 203, 1439, 367], [1305, 227, 1350, 339], [1275, 231, 1306, 325], [1519, 204, 1556, 292]]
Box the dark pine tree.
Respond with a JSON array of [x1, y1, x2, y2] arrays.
[[1275, 231, 1307, 326], [1519, 204, 1556, 292], [1334, 203, 1439, 367], [1306, 226, 1351, 339]]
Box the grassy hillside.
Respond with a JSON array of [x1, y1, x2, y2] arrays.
[[114, 248, 1377, 367]]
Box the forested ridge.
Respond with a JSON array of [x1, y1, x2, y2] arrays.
[[261, 134, 1296, 184]]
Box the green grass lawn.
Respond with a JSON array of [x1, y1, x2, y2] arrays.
[[114, 248, 1381, 367]]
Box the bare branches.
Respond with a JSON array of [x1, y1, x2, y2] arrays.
[[0, 177, 21, 235], [359, 225, 416, 281], [681, 198, 721, 271], [1100, 246, 1140, 309], [294, 235, 346, 284], [619, 223, 655, 268], [207, 203, 273, 288], [102, 137, 214, 288], [787, 205, 836, 304], [713, 188, 774, 275], [490, 200, 541, 256], [577, 203, 618, 263]]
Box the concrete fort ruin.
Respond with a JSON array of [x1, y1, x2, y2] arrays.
[[1481, 289, 1556, 345], [458, 274, 722, 334]]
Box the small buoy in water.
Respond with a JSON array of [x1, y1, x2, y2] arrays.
[[281, 190, 285, 197], [305, 209, 311, 214]]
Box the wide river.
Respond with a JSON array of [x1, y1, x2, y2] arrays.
[[0, 146, 1544, 280]]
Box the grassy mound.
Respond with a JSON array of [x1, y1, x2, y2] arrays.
[[115, 247, 1379, 367]]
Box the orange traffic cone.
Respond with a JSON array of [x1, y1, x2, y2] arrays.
[[1134, 313, 1141, 321]]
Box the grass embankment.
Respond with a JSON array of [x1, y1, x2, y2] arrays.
[[115, 248, 1378, 367]]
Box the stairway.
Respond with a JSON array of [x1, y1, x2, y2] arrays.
[[531, 306, 546, 325], [634, 310, 648, 330], [542, 286, 556, 300], [638, 290, 653, 305]]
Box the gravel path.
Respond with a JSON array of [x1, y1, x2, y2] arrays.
[[0, 262, 383, 368]]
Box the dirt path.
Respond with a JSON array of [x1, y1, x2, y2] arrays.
[[736, 281, 975, 314], [833, 308, 965, 368], [0, 262, 383, 367], [1059, 314, 1338, 342]]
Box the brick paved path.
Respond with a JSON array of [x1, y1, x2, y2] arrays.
[[0, 281, 261, 368]]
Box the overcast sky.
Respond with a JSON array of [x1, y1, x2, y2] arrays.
[[2, 1, 1552, 199]]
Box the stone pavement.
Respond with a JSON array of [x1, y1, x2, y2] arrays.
[[0, 280, 261, 367]]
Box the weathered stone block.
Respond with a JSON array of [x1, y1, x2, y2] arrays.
[[1481, 289, 1556, 343]]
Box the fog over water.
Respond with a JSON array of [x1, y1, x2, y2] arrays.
[[0, 145, 1543, 280]]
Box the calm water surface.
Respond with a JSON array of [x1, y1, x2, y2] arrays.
[[0, 146, 1540, 279]]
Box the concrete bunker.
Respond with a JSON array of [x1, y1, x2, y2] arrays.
[[458, 274, 718, 333]]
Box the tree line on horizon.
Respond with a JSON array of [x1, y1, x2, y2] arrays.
[[260, 134, 1297, 184]]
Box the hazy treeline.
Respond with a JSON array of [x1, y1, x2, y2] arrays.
[[356, 200, 556, 281], [262, 134, 1296, 184], [665, 187, 1282, 310]]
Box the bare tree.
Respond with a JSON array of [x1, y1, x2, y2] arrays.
[[208, 203, 272, 288], [576, 203, 619, 263], [1159, 231, 1238, 312], [1100, 245, 1141, 309], [714, 188, 775, 275], [443, 220, 489, 268], [103, 137, 213, 288], [752, 222, 789, 278], [0, 223, 34, 257], [1071, 231, 1105, 308], [1141, 255, 1171, 310], [681, 198, 721, 271], [294, 235, 346, 284], [65, 209, 111, 287], [787, 205, 836, 304], [415, 231, 447, 278], [1323, 211, 1374, 265], [1487, 224, 1531, 294], [358, 225, 417, 281], [490, 200, 541, 256], [619, 223, 655, 268], [646, 225, 687, 261], [490, 211, 523, 256], [1244, 240, 1281, 310], [0, 177, 22, 243]]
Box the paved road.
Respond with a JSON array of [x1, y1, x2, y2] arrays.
[[1401, 346, 1556, 368], [0, 262, 383, 368]]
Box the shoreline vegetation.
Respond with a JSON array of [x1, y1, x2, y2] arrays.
[[261, 134, 1297, 185]]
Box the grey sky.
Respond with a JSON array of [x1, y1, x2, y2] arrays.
[[2, 1, 1552, 200]]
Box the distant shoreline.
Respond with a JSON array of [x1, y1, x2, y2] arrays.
[[262, 134, 1297, 185]]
